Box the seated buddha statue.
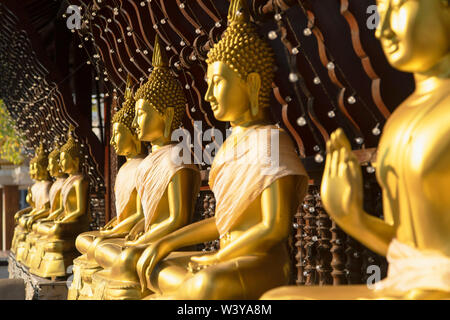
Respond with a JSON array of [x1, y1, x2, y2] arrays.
[[262, 0, 450, 300], [11, 163, 36, 254], [30, 125, 90, 278], [89, 35, 201, 300], [68, 76, 146, 300], [135, 0, 309, 300], [24, 140, 68, 267], [15, 144, 52, 263]]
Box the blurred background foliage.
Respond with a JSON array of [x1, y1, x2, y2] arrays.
[[0, 99, 24, 164]]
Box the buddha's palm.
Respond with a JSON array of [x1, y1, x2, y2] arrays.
[[136, 240, 169, 292], [321, 129, 364, 224]]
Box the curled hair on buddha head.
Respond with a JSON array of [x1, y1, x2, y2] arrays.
[[134, 34, 187, 130], [60, 124, 81, 160], [206, 0, 275, 109], [112, 74, 137, 135]]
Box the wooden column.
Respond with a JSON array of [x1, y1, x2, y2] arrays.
[[2, 185, 19, 251]]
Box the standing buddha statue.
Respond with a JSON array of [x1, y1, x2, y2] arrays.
[[30, 125, 89, 278], [89, 35, 201, 300], [262, 0, 450, 300], [15, 143, 52, 264], [68, 76, 146, 300], [135, 0, 309, 299], [24, 139, 68, 268]]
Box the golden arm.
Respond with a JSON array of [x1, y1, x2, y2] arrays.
[[26, 204, 51, 229], [128, 169, 198, 245], [59, 179, 89, 223], [321, 129, 395, 257], [102, 192, 144, 236], [136, 217, 219, 291], [194, 175, 303, 264], [14, 207, 33, 222]]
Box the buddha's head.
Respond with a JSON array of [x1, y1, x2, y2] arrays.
[[376, 0, 450, 73], [133, 35, 186, 143], [47, 140, 63, 178], [34, 143, 50, 181], [111, 75, 143, 157], [29, 158, 36, 180], [205, 0, 275, 123], [60, 125, 81, 175]]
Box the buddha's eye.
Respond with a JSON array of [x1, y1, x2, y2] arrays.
[[213, 76, 223, 86]]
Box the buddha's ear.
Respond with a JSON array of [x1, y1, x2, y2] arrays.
[[247, 72, 261, 116], [164, 107, 174, 138]]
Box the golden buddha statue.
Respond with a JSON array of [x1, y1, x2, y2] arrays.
[[14, 144, 52, 263], [68, 76, 146, 300], [262, 0, 450, 300], [11, 162, 36, 254], [89, 35, 201, 300], [23, 140, 68, 267], [135, 0, 309, 300], [29, 125, 90, 278]]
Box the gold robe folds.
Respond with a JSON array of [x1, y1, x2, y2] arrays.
[[90, 144, 200, 299], [210, 125, 308, 238], [15, 180, 51, 262], [24, 177, 66, 266], [114, 157, 144, 222], [373, 239, 450, 294], [135, 144, 199, 232], [31, 180, 52, 211], [147, 124, 308, 299], [48, 177, 65, 209]]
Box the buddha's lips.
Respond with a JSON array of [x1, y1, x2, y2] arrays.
[[382, 39, 399, 54]]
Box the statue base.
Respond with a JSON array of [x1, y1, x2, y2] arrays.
[[29, 238, 78, 278], [91, 269, 148, 300], [8, 253, 69, 300], [67, 255, 102, 300]]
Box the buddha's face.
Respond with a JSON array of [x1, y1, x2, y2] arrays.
[[110, 122, 137, 156], [205, 61, 250, 122], [47, 157, 62, 178], [35, 163, 48, 181], [376, 0, 450, 73], [132, 99, 165, 142], [60, 151, 78, 174], [29, 163, 36, 180]]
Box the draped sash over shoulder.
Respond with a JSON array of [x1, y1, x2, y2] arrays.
[[61, 174, 83, 205], [373, 239, 450, 293], [209, 125, 309, 238], [49, 177, 66, 208], [31, 180, 52, 210], [114, 157, 144, 222], [135, 144, 199, 231]]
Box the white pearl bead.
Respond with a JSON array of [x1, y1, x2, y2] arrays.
[[296, 117, 306, 126], [289, 73, 299, 82], [347, 96, 356, 104], [268, 31, 277, 40]]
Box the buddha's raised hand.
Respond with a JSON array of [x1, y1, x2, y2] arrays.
[[321, 129, 364, 224]]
